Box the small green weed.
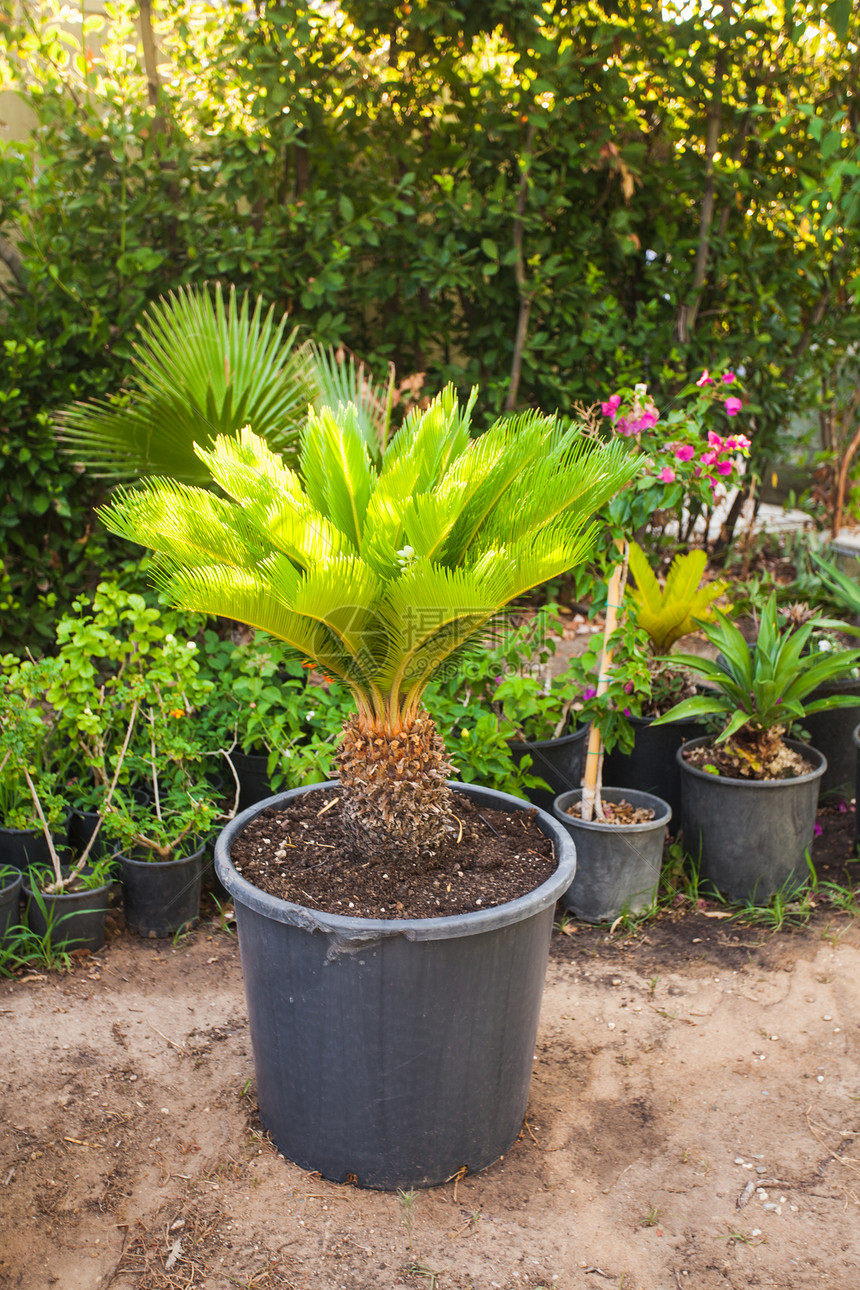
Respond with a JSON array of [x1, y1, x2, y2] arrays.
[[398, 1187, 418, 1254]]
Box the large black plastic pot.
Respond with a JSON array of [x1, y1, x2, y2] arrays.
[[800, 678, 860, 798], [24, 871, 111, 952], [507, 725, 588, 813], [0, 826, 52, 874], [552, 787, 671, 923], [233, 750, 274, 813], [120, 843, 204, 938], [678, 736, 826, 903], [215, 781, 576, 1191], [602, 715, 705, 824], [0, 868, 23, 947]]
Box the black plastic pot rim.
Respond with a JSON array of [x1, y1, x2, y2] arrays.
[[553, 787, 672, 832], [215, 780, 576, 944], [119, 843, 205, 869], [853, 723, 860, 750], [506, 724, 587, 752], [0, 869, 22, 896], [676, 735, 826, 787]]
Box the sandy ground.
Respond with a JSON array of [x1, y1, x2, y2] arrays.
[[2, 882, 860, 1290]]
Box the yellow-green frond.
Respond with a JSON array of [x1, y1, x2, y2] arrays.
[[301, 404, 374, 548], [627, 540, 665, 617], [194, 426, 305, 508], [99, 480, 272, 569]]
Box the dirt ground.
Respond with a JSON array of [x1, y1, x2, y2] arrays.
[[2, 834, 860, 1290]]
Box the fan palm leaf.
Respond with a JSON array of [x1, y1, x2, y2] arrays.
[[56, 285, 396, 486], [57, 284, 316, 483]]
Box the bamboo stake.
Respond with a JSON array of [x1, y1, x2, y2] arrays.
[[580, 541, 629, 823]]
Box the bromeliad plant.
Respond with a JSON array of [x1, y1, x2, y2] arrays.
[[626, 541, 731, 716], [100, 386, 637, 867], [653, 594, 860, 776]]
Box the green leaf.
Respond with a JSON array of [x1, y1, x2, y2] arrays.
[[826, 0, 851, 39], [480, 238, 499, 261], [651, 695, 729, 725]]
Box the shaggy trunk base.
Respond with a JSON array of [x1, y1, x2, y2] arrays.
[[336, 711, 455, 866]]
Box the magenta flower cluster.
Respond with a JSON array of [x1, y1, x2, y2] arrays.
[[600, 369, 751, 500]]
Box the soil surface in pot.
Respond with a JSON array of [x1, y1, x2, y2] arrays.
[[683, 733, 814, 780], [229, 789, 555, 918], [564, 799, 656, 824]]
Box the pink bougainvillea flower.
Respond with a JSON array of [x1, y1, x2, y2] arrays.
[[659, 466, 676, 483], [696, 370, 715, 386], [601, 394, 622, 418], [694, 465, 702, 477], [716, 460, 733, 476], [722, 371, 736, 384], [813, 821, 823, 837], [700, 450, 717, 467], [623, 681, 634, 694], [637, 409, 659, 431], [674, 444, 696, 462], [724, 396, 743, 417], [725, 433, 751, 452], [582, 687, 597, 701], [623, 707, 632, 718], [707, 430, 724, 450]]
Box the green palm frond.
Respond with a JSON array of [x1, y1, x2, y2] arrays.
[[474, 433, 635, 552], [307, 341, 394, 457], [195, 426, 305, 508], [301, 405, 375, 550], [105, 480, 273, 569], [382, 384, 476, 492], [101, 391, 639, 726], [57, 285, 315, 482]]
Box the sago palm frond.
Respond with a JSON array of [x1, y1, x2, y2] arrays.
[[101, 386, 637, 722], [307, 341, 394, 457]]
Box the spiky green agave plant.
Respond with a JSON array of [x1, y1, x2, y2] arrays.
[[100, 387, 638, 863]]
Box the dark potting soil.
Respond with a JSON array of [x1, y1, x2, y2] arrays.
[[682, 735, 814, 781], [228, 789, 556, 919]]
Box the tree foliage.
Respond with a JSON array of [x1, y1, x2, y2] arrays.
[[1, 0, 859, 646]]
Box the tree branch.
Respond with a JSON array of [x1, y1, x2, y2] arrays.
[[0, 236, 26, 288], [676, 0, 732, 343], [505, 124, 536, 412]]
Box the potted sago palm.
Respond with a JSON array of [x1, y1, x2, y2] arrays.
[[100, 385, 636, 1189], [653, 595, 860, 903]]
